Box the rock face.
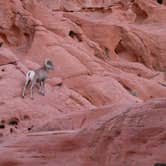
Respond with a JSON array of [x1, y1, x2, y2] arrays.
[[0, 0, 166, 166]]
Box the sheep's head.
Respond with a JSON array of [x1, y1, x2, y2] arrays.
[[44, 59, 54, 70]]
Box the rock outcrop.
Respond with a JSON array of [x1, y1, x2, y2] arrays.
[[0, 0, 166, 165]]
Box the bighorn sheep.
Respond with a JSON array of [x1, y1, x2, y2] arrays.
[[22, 59, 54, 99]]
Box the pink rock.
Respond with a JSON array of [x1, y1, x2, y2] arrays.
[[47, 77, 63, 86], [23, 60, 40, 70], [0, 48, 17, 65], [0, 0, 166, 165]]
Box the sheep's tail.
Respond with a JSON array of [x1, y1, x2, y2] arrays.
[[26, 70, 35, 81]]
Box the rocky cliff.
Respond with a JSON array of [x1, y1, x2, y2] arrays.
[[0, 0, 166, 166]]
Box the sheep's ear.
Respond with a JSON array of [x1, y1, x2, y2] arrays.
[[44, 59, 49, 66]]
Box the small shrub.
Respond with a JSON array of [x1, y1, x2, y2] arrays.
[[130, 90, 138, 97]]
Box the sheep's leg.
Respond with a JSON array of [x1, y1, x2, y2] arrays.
[[41, 81, 45, 96], [39, 81, 44, 95], [39, 81, 45, 96], [22, 80, 30, 98], [30, 80, 36, 99], [43, 81, 45, 96], [38, 82, 43, 94]]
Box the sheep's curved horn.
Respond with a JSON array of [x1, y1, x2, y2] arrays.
[[44, 59, 54, 69]]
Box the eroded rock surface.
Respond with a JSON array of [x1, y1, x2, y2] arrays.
[[0, 0, 166, 165]]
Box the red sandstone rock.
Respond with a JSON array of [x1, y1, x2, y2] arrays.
[[0, 47, 17, 65], [47, 77, 63, 86], [0, 99, 166, 166], [0, 0, 166, 166]]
